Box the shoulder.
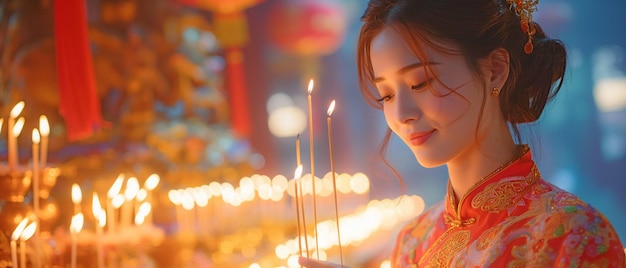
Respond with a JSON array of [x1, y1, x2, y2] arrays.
[[395, 201, 445, 241], [525, 180, 625, 266]]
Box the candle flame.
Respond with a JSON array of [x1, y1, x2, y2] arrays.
[[32, 129, 40, 144], [327, 100, 336, 116], [134, 202, 152, 224], [111, 194, 125, 209], [168, 190, 181, 205], [294, 165, 303, 180], [11, 218, 29, 241], [12, 117, 25, 136], [92, 193, 102, 219], [97, 209, 106, 228], [307, 79, 314, 94], [9, 101, 25, 118], [136, 188, 148, 202], [0, 118, 3, 135], [92, 193, 106, 227], [107, 174, 125, 198], [39, 115, 50, 136], [70, 213, 84, 234], [144, 173, 160, 191], [20, 222, 37, 241], [71, 183, 82, 204], [124, 177, 140, 200]]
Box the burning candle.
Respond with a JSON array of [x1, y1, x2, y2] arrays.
[[92, 193, 106, 268], [326, 100, 343, 266], [19, 221, 37, 268], [39, 115, 49, 168], [107, 174, 125, 233], [8, 101, 25, 171], [71, 183, 82, 213], [134, 202, 152, 225], [32, 129, 42, 268], [143, 173, 160, 225], [10, 117, 25, 171], [69, 213, 84, 268], [306, 79, 319, 258], [11, 218, 29, 268], [122, 177, 139, 227], [168, 190, 184, 232]]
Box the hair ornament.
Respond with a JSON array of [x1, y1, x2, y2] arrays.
[[506, 0, 538, 54]]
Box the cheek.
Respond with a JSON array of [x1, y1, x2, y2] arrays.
[[424, 90, 470, 127]]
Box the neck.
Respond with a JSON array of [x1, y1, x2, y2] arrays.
[[447, 137, 518, 201]]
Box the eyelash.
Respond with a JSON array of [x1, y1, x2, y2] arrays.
[[376, 79, 433, 103]]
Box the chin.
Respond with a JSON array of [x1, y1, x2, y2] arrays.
[[414, 153, 446, 168]]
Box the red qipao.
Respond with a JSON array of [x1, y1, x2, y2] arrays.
[[391, 146, 625, 267]]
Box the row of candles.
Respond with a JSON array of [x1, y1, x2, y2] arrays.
[[8, 172, 161, 268], [3, 101, 50, 268]]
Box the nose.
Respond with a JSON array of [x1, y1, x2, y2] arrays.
[[394, 87, 421, 124]]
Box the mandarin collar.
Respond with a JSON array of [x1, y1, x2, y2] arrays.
[[443, 145, 537, 227]]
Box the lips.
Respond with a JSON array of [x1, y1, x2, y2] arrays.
[[408, 130, 436, 146]]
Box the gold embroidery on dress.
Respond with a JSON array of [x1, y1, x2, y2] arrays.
[[471, 165, 540, 212], [444, 214, 476, 228], [423, 230, 471, 268]]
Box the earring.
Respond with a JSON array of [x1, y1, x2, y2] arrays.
[[491, 87, 501, 96]]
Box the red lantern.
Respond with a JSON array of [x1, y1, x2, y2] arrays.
[[267, 0, 348, 56]]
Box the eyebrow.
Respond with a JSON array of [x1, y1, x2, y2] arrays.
[[373, 62, 438, 83]]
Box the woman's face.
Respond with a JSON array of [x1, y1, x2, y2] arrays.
[[370, 27, 496, 167]]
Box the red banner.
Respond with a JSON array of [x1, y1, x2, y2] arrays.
[[54, 0, 103, 141]]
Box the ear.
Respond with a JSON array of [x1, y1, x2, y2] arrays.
[[484, 48, 510, 89]]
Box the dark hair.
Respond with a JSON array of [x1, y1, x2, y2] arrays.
[[357, 0, 567, 178]]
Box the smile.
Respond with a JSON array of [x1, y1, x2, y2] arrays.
[[408, 130, 436, 146]]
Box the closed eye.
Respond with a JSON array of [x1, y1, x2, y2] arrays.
[[376, 94, 393, 103], [411, 79, 433, 91]]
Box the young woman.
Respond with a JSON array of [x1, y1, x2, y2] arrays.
[[300, 0, 625, 267]]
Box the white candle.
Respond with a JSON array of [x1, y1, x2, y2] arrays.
[[326, 100, 344, 266], [8, 101, 25, 171], [143, 174, 160, 225], [70, 213, 84, 268], [19, 222, 37, 268], [107, 174, 125, 233], [11, 218, 29, 268], [10, 240, 18, 268], [31, 129, 41, 268], [10, 117, 25, 171], [306, 79, 319, 258], [39, 115, 49, 168], [122, 177, 139, 227], [168, 190, 184, 233], [92, 193, 106, 268]]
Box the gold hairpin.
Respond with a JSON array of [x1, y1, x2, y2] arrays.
[[506, 0, 538, 54]]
